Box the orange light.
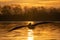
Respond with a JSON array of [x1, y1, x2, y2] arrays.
[[27, 21, 34, 24], [28, 29, 34, 40]]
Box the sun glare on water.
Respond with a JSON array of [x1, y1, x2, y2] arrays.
[[27, 21, 34, 25], [28, 29, 34, 40]]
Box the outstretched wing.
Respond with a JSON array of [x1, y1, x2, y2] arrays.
[[32, 22, 52, 26], [8, 26, 26, 32]]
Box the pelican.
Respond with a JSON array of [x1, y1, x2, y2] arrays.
[[8, 22, 52, 32]]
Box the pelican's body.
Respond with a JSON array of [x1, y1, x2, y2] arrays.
[[27, 23, 35, 29]]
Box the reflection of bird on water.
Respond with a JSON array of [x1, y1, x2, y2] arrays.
[[8, 22, 52, 32]]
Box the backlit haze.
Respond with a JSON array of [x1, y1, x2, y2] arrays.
[[0, 0, 60, 8]]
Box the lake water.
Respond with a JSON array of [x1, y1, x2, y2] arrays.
[[0, 21, 60, 40]]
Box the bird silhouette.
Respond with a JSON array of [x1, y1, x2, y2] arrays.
[[8, 22, 52, 32]]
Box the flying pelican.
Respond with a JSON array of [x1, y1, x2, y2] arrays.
[[8, 22, 52, 32]]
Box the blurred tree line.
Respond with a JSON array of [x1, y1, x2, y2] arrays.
[[0, 5, 60, 21]]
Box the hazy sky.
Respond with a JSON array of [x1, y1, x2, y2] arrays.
[[0, 0, 60, 7], [0, 0, 59, 2]]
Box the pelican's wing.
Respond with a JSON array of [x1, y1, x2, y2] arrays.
[[32, 22, 52, 26], [8, 26, 26, 32]]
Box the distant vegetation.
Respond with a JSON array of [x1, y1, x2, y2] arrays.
[[0, 5, 60, 21]]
